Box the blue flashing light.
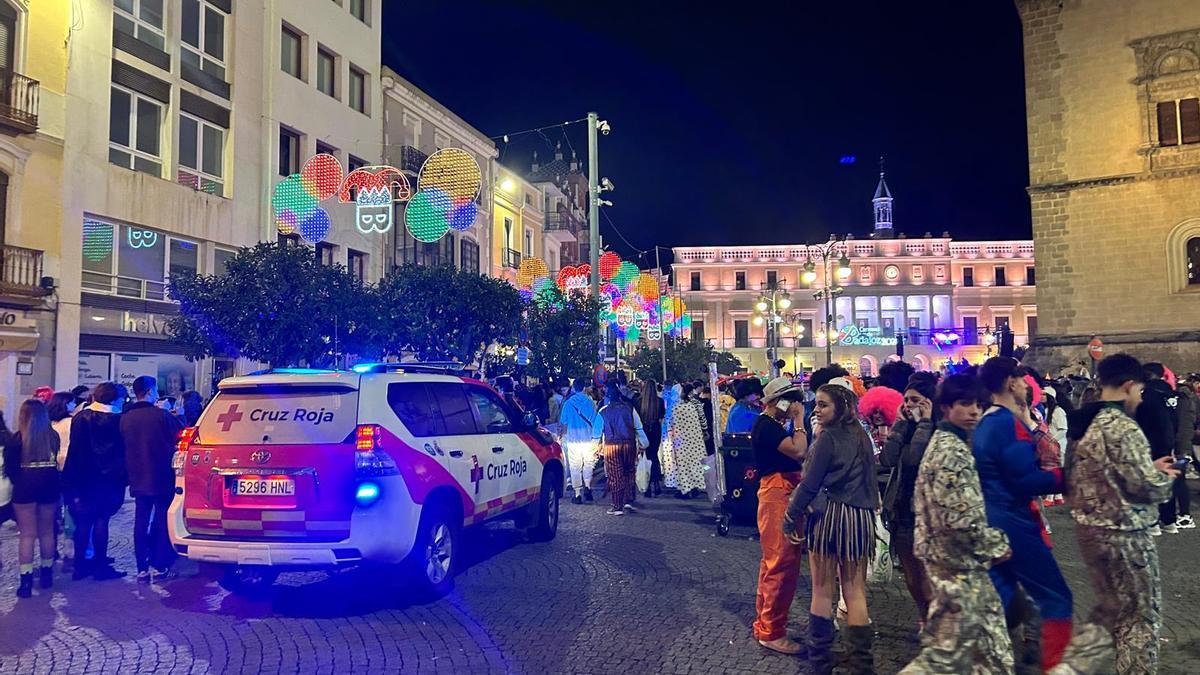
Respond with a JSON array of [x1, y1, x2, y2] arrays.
[[352, 363, 378, 373], [839, 155, 857, 165], [355, 481, 381, 506]]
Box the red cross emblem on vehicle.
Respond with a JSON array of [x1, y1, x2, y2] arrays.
[[216, 404, 244, 432], [470, 455, 484, 495]]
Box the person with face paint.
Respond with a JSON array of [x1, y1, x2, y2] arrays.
[[899, 374, 1013, 674], [1051, 354, 1178, 675], [973, 356, 1071, 672]]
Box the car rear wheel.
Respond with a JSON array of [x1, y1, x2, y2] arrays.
[[528, 471, 560, 542], [407, 502, 459, 598], [218, 565, 280, 596]]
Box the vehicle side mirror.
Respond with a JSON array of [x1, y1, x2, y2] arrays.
[[522, 411, 538, 429]]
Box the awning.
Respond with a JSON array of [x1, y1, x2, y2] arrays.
[[0, 327, 39, 352]]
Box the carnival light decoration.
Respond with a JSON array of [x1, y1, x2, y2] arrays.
[[339, 165, 410, 235], [405, 148, 482, 243], [128, 228, 159, 249], [83, 220, 114, 261], [517, 257, 549, 289], [273, 153, 343, 243]]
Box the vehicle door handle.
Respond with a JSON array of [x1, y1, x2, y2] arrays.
[[448, 450, 463, 458], [492, 446, 505, 453]]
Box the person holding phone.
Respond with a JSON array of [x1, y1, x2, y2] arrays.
[[1056, 354, 1179, 674], [750, 377, 809, 655]]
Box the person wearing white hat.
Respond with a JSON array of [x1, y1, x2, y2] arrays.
[[750, 377, 810, 655]]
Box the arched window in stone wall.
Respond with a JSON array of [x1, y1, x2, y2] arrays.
[[1188, 236, 1200, 286], [1165, 218, 1200, 293]]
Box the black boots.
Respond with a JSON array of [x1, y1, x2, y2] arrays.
[[39, 566, 52, 589], [845, 625, 875, 674], [807, 614, 835, 675], [16, 573, 33, 598]]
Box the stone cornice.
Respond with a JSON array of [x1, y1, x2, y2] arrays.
[[381, 70, 497, 159]]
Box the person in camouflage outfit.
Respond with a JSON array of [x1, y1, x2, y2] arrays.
[[900, 374, 1013, 675], [1050, 354, 1179, 675]]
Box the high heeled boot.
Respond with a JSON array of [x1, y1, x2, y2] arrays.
[[844, 625, 875, 674]]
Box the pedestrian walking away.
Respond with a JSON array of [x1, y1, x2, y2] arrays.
[[1137, 363, 1181, 535], [749, 377, 809, 655], [592, 382, 650, 514], [638, 379, 665, 497], [1052, 354, 1178, 675], [4, 399, 62, 598], [899, 374, 1014, 674], [663, 382, 707, 498], [784, 383, 879, 675], [121, 376, 185, 583], [560, 378, 598, 504]]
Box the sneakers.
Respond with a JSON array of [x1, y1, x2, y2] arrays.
[[137, 570, 152, 584], [605, 508, 625, 516], [1150, 524, 1163, 537], [1176, 514, 1196, 529], [571, 494, 583, 505], [1162, 523, 1179, 535], [151, 567, 177, 583], [583, 488, 594, 503], [622, 503, 638, 513]]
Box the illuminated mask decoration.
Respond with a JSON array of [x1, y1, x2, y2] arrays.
[[635, 310, 650, 331], [128, 228, 159, 249], [406, 148, 482, 242], [355, 187, 393, 234]]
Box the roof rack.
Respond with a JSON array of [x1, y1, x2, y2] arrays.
[[350, 362, 472, 375]]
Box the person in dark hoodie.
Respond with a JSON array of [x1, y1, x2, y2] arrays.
[[121, 376, 183, 583], [1137, 363, 1181, 535], [1056, 353, 1178, 674], [62, 381, 127, 580]]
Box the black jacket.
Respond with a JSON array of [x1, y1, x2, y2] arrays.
[[63, 406, 127, 492], [1137, 379, 1179, 459], [121, 402, 184, 497]]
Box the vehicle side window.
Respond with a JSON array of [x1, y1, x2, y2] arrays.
[[428, 383, 479, 435], [467, 387, 516, 434], [387, 383, 442, 437]]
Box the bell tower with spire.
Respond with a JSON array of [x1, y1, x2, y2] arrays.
[[872, 158, 894, 239]]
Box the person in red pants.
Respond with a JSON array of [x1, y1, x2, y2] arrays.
[[750, 377, 809, 654]]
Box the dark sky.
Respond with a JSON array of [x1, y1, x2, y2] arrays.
[[382, 1, 1031, 265]]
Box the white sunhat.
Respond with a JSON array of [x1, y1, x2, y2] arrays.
[[763, 376, 800, 403]]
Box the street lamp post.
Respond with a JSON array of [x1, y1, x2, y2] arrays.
[[779, 315, 806, 375], [753, 281, 792, 378], [801, 236, 852, 366]]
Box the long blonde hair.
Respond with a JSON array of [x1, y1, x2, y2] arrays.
[[17, 399, 57, 464]]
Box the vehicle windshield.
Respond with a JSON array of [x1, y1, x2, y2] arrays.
[[196, 386, 359, 445]]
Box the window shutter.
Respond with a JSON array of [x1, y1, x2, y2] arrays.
[[1158, 101, 1180, 146], [1180, 98, 1200, 144]]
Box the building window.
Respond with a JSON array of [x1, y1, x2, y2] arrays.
[[524, 229, 532, 256], [347, 249, 366, 282], [995, 316, 1011, 332], [962, 316, 978, 345], [316, 47, 337, 98], [114, 0, 165, 51], [349, 66, 367, 114], [281, 25, 303, 79], [213, 247, 235, 276], [1188, 236, 1200, 285], [734, 320, 749, 348], [912, 264, 923, 281], [177, 113, 224, 194], [316, 141, 337, 159], [1157, 98, 1200, 147], [350, 0, 369, 23], [693, 321, 705, 344], [316, 242, 335, 266], [279, 127, 301, 176], [766, 270, 778, 288], [735, 271, 746, 291], [962, 266, 974, 287], [80, 220, 198, 300], [460, 239, 480, 274], [1025, 266, 1035, 286], [181, 0, 226, 80], [109, 85, 162, 177], [690, 271, 701, 291], [524, 193, 532, 206], [1027, 316, 1038, 340], [994, 266, 1007, 287]]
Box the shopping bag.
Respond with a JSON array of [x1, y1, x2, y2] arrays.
[[702, 454, 721, 504], [635, 454, 651, 493]]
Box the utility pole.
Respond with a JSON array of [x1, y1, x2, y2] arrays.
[[587, 112, 601, 299], [656, 246, 668, 383]]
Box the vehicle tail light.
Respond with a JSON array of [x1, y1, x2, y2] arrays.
[[353, 425, 398, 478], [174, 427, 197, 476]]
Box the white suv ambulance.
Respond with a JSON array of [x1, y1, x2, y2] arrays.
[[168, 365, 564, 596]]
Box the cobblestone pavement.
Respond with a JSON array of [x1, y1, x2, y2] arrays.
[[2, 484, 1200, 674]]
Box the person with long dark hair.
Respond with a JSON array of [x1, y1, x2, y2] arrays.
[[784, 383, 879, 674], [4, 399, 61, 597], [639, 379, 664, 497]]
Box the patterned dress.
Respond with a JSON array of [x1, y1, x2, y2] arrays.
[[663, 398, 707, 493]]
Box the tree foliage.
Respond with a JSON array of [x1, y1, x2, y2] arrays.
[[523, 287, 601, 385], [627, 338, 721, 383], [715, 350, 743, 376]]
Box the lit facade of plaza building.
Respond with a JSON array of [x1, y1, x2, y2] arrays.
[[671, 174, 1037, 376]]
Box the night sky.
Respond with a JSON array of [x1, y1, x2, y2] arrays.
[[382, 1, 1031, 264]]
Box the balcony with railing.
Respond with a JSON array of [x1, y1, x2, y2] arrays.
[[503, 248, 522, 269], [81, 271, 168, 301], [0, 71, 39, 134], [544, 211, 582, 244], [0, 245, 50, 298], [398, 146, 428, 174]]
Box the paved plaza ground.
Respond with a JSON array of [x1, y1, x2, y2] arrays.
[[2, 484, 1200, 674]]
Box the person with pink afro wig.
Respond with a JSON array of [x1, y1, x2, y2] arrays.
[[859, 386, 904, 449]]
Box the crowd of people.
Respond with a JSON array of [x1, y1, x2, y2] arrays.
[[740, 354, 1199, 674], [0, 377, 205, 598]]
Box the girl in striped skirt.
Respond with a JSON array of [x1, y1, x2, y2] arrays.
[[784, 384, 880, 675]]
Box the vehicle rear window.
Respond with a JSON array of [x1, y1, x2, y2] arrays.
[[387, 383, 441, 437], [197, 386, 359, 445], [428, 383, 478, 435]]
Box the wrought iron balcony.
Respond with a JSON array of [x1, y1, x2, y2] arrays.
[[545, 211, 584, 233], [0, 71, 39, 134], [0, 245, 50, 297], [398, 146, 428, 173], [503, 248, 522, 269]]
